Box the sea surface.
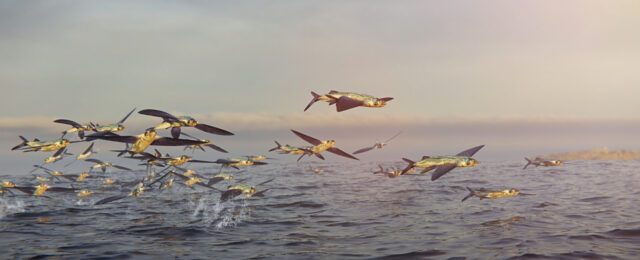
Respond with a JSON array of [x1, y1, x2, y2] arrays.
[[1, 160, 640, 259]]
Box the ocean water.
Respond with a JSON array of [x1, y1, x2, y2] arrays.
[[1, 160, 640, 259]]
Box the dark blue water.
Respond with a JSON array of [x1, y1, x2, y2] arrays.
[[1, 160, 640, 259]]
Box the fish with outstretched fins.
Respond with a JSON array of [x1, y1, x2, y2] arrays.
[[401, 145, 484, 181], [304, 91, 393, 112], [462, 187, 520, 202], [291, 130, 358, 161], [523, 157, 562, 169], [138, 109, 233, 138]]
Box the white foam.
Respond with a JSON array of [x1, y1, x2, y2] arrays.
[[0, 198, 25, 220], [191, 195, 250, 229]]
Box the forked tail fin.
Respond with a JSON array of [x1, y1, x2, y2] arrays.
[[268, 141, 281, 152], [303, 91, 322, 112], [461, 187, 475, 202], [523, 157, 533, 169], [11, 136, 29, 150], [401, 158, 415, 175]]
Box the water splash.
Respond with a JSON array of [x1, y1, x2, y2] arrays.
[[0, 198, 25, 220], [192, 195, 249, 229]]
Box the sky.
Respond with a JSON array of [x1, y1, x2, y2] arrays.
[[1, 1, 639, 174]]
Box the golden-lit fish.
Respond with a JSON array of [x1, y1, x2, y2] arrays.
[[138, 109, 234, 138], [304, 90, 393, 112], [220, 179, 274, 202], [12, 136, 76, 152], [180, 132, 228, 153], [76, 172, 90, 182], [93, 128, 207, 156], [85, 159, 132, 173], [269, 141, 311, 155], [33, 183, 50, 196], [1, 181, 16, 188], [462, 187, 520, 202], [43, 148, 72, 164], [214, 158, 268, 170], [53, 119, 94, 139], [86, 107, 137, 134], [523, 157, 563, 169], [160, 178, 175, 190], [401, 145, 484, 181], [77, 189, 93, 198], [130, 182, 145, 197], [102, 178, 116, 186], [290, 130, 359, 161], [353, 131, 402, 155]]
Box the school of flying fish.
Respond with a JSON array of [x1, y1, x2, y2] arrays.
[[5, 91, 563, 208]]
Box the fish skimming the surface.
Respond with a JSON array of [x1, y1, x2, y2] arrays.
[[462, 187, 521, 202], [523, 157, 563, 169], [304, 91, 393, 112], [401, 145, 484, 181]]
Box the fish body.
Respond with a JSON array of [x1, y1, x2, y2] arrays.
[[185, 177, 202, 187], [93, 123, 124, 133], [304, 91, 393, 112], [77, 189, 93, 197], [33, 184, 50, 196], [167, 155, 191, 166], [373, 165, 402, 178], [103, 178, 115, 186], [35, 176, 50, 183], [129, 182, 145, 197], [160, 178, 175, 190], [226, 184, 256, 197], [523, 157, 562, 169], [414, 156, 477, 169], [131, 129, 158, 153], [15, 138, 71, 152], [214, 173, 234, 180], [2, 181, 16, 188], [462, 187, 520, 202], [77, 172, 90, 182]]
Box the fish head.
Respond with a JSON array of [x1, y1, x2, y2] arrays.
[[116, 124, 125, 132], [323, 140, 337, 147], [59, 139, 71, 146], [180, 116, 198, 127], [372, 97, 393, 107], [510, 189, 520, 195], [143, 128, 157, 137], [466, 158, 479, 167]]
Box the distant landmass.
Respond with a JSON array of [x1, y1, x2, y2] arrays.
[[542, 148, 640, 160]]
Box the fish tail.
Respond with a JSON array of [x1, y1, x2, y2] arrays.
[[523, 157, 532, 169], [268, 141, 281, 152], [11, 136, 29, 150], [462, 187, 475, 202], [303, 91, 322, 112], [401, 158, 415, 174]]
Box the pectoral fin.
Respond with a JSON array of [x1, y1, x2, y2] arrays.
[[431, 164, 457, 181], [335, 96, 364, 112]]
